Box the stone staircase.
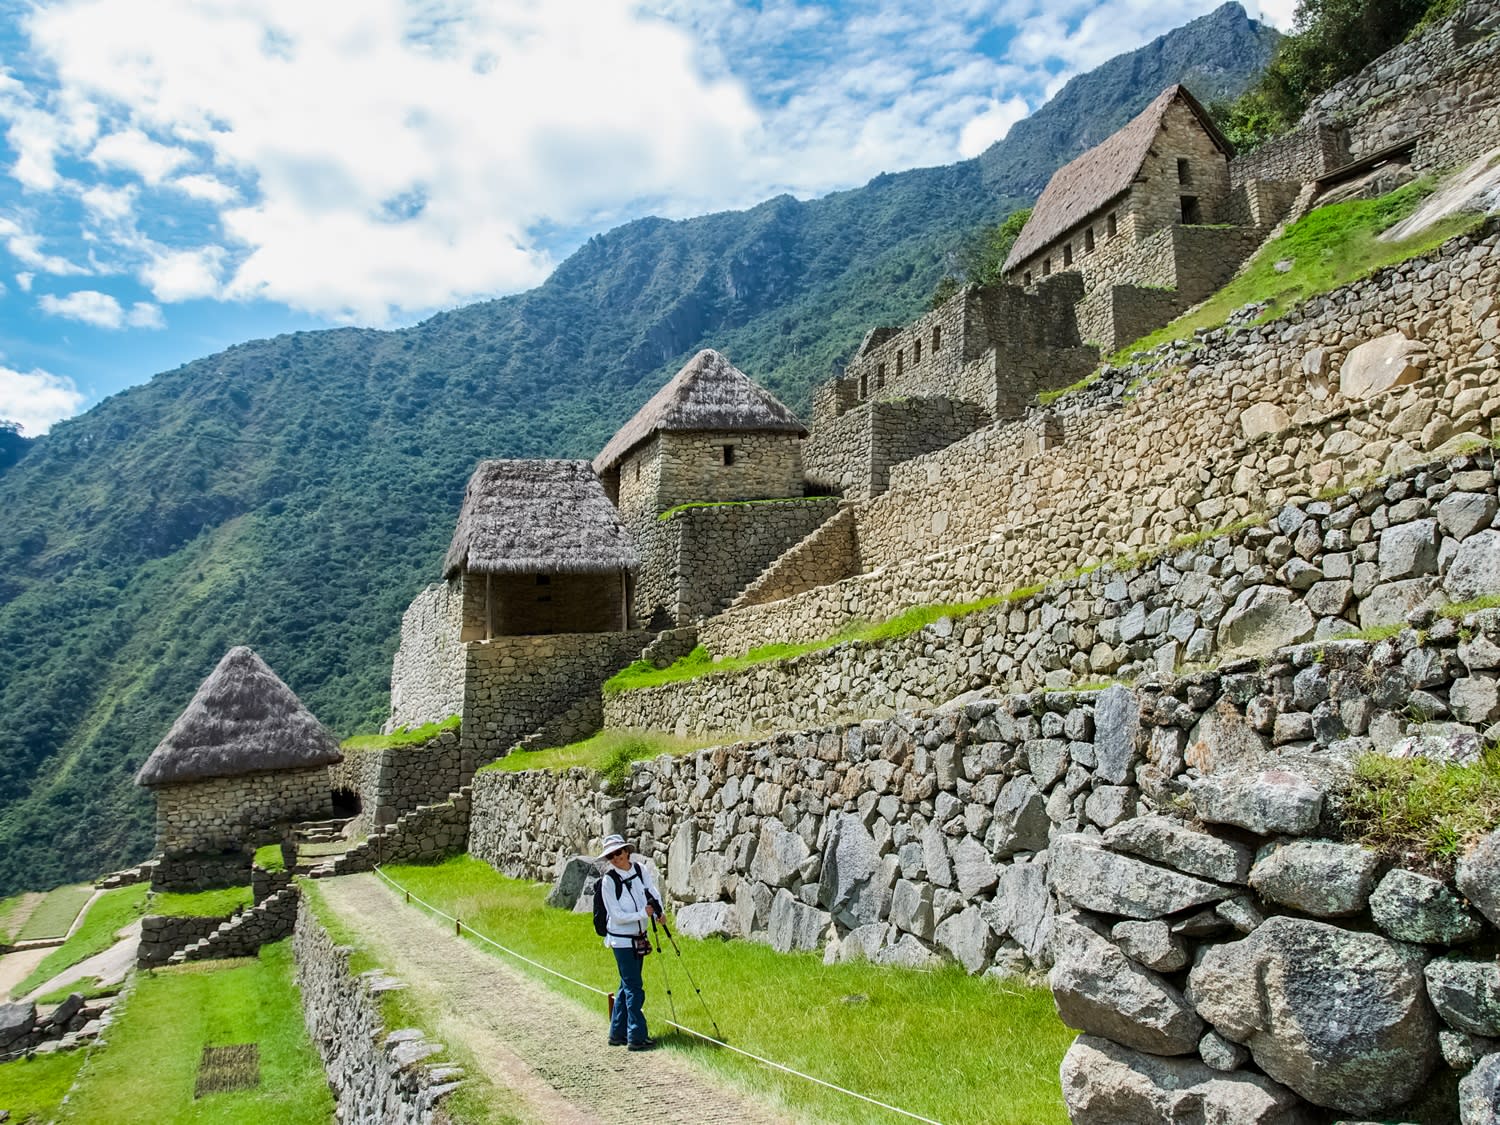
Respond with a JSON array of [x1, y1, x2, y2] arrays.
[[309, 788, 470, 878], [168, 885, 301, 964]]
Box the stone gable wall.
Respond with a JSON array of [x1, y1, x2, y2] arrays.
[[154, 766, 332, 855], [655, 430, 804, 511], [330, 729, 463, 833], [804, 397, 989, 499], [614, 450, 1500, 736], [480, 622, 1500, 1122], [461, 631, 650, 758], [386, 582, 464, 733]]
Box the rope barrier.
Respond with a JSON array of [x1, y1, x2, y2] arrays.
[[371, 864, 947, 1125]]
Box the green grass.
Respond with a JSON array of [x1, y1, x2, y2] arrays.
[[147, 886, 253, 919], [341, 713, 460, 752], [382, 856, 1075, 1125], [483, 728, 728, 790], [1439, 594, 1500, 620], [35, 976, 119, 1005], [0, 890, 43, 945], [253, 844, 285, 873], [0, 1049, 87, 1123], [1110, 179, 1484, 363], [1344, 747, 1500, 869], [301, 882, 526, 1125], [12, 884, 148, 999], [58, 941, 333, 1125], [15, 885, 94, 943], [657, 496, 830, 521]]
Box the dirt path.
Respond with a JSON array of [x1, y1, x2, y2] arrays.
[[317, 874, 791, 1125], [0, 947, 50, 1001], [21, 919, 141, 1002]]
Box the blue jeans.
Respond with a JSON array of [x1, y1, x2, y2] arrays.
[[610, 946, 649, 1044]]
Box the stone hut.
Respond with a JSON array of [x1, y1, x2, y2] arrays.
[[444, 459, 639, 639], [136, 645, 342, 887], [593, 349, 832, 626]]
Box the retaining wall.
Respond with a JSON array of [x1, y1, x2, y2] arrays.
[[294, 899, 462, 1124], [386, 582, 465, 733], [331, 729, 463, 833]]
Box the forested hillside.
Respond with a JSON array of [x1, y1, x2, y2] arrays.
[[0, 3, 1276, 893]]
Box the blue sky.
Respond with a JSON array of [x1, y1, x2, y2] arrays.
[[0, 0, 1293, 436]]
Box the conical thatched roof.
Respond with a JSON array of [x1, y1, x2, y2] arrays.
[[443, 459, 638, 579], [1003, 85, 1232, 273], [136, 646, 342, 788], [592, 349, 807, 475]]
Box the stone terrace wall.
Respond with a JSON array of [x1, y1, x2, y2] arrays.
[[617, 450, 1500, 736], [1230, 125, 1348, 188], [138, 912, 231, 967], [154, 766, 333, 855], [330, 729, 463, 832], [701, 226, 1500, 660], [461, 630, 649, 758], [735, 508, 859, 609], [804, 397, 988, 500], [294, 899, 462, 1124], [386, 582, 464, 734], [656, 498, 840, 623], [482, 618, 1500, 1123]]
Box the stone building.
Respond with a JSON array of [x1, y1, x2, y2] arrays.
[[593, 348, 832, 626], [135, 645, 342, 889]]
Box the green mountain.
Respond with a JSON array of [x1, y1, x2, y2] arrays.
[[0, 3, 1276, 893]]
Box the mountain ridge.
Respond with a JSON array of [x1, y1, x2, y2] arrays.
[[0, 3, 1277, 893]]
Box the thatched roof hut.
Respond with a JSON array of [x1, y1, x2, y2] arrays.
[[136, 646, 342, 788], [1002, 84, 1232, 273], [442, 459, 638, 580], [592, 349, 807, 476]]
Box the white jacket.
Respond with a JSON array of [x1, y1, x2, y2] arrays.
[[600, 857, 662, 949]]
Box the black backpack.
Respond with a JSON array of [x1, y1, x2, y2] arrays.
[[592, 862, 659, 936]]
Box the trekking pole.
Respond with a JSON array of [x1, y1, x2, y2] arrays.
[[657, 917, 725, 1041], [650, 917, 679, 1026]]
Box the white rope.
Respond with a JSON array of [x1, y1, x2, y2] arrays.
[[371, 864, 947, 1125]]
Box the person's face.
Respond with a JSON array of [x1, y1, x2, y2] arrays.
[[608, 847, 630, 869]]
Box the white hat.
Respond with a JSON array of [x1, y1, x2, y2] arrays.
[[596, 834, 629, 860]]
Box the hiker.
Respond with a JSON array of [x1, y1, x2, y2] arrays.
[[597, 833, 663, 1051]]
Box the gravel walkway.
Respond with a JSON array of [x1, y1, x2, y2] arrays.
[[317, 874, 791, 1125]]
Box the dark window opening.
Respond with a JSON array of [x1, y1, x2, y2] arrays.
[[1062, 242, 1073, 267], [1084, 227, 1095, 253], [913, 338, 921, 363], [1177, 158, 1191, 184], [932, 325, 941, 350], [722, 444, 736, 466], [535, 574, 551, 586], [1023, 271, 1032, 286], [1107, 212, 1118, 238], [1042, 258, 1052, 277], [876, 363, 886, 387], [1181, 195, 1201, 224], [859, 373, 868, 397], [895, 349, 904, 376]]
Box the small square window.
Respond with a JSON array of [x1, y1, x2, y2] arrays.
[[1084, 228, 1095, 253], [1177, 158, 1191, 185], [722, 444, 736, 466], [1062, 243, 1073, 267], [932, 325, 942, 350]]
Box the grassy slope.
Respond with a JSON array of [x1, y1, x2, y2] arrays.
[[0, 891, 44, 945], [0, 1050, 87, 1123], [147, 886, 253, 918], [15, 885, 95, 942], [12, 884, 147, 999], [484, 729, 726, 787], [382, 856, 1074, 1125], [59, 942, 332, 1125]]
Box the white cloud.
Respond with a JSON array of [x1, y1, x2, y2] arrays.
[[170, 173, 236, 204], [0, 216, 90, 275], [89, 128, 191, 184], [958, 96, 1031, 157], [15, 271, 33, 291], [140, 245, 223, 302], [80, 183, 135, 220], [37, 287, 163, 329], [1248, 0, 1297, 30], [0, 364, 86, 434]]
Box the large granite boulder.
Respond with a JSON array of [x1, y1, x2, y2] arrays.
[[934, 905, 999, 973], [767, 889, 829, 953], [1339, 332, 1426, 400], [545, 855, 598, 910], [1187, 916, 1439, 1114], [1051, 834, 1233, 920], [1427, 956, 1500, 1038], [1050, 916, 1204, 1055], [1218, 586, 1315, 657], [818, 812, 882, 927], [1059, 1035, 1309, 1125], [984, 859, 1054, 964], [1247, 839, 1379, 917], [1103, 815, 1253, 883], [1370, 868, 1484, 944], [1460, 1052, 1500, 1125], [674, 901, 736, 941], [750, 820, 809, 889], [0, 1001, 35, 1050], [1190, 768, 1323, 836], [989, 776, 1050, 857], [1093, 685, 1141, 784], [1458, 829, 1500, 929], [1448, 531, 1500, 603], [1185, 701, 1271, 773]]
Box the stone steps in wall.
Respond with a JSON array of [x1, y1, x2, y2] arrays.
[[167, 886, 299, 964], [313, 786, 472, 878]]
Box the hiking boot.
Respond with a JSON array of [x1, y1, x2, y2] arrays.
[[608, 1037, 627, 1047], [628, 1038, 659, 1052]]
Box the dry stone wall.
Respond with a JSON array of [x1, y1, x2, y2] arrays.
[[330, 728, 463, 832], [734, 507, 859, 609], [704, 224, 1500, 660], [478, 610, 1500, 1123], [616, 450, 1500, 738], [804, 397, 988, 499], [385, 582, 464, 733], [138, 912, 232, 966], [154, 767, 333, 856], [294, 899, 463, 1124]]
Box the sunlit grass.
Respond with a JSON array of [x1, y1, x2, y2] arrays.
[[0, 1050, 87, 1123], [342, 713, 460, 752], [12, 884, 147, 999], [483, 729, 728, 790], [381, 856, 1074, 1125], [1344, 747, 1500, 868], [15, 884, 94, 942], [147, 886, 253, 919]]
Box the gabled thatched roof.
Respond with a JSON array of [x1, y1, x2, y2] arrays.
[[443, 459, 638, 579], [1003, 85, 1232, 273], [592, 349, 807, 475], [136, 646, 342, 788]]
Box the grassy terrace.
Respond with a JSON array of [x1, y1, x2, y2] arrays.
[[383, 856, 1074, 1125], [147, 885, 254, 918], [341, 713, 460, 752], [12, 884, 147, 999], [0, 1050, 87, 1123], [14, 884, 94, 943], [0, 890, 43, 945], [483, 728, 728, 789], [57, 942, 333, 1125], [658, 495, 833, 521]]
